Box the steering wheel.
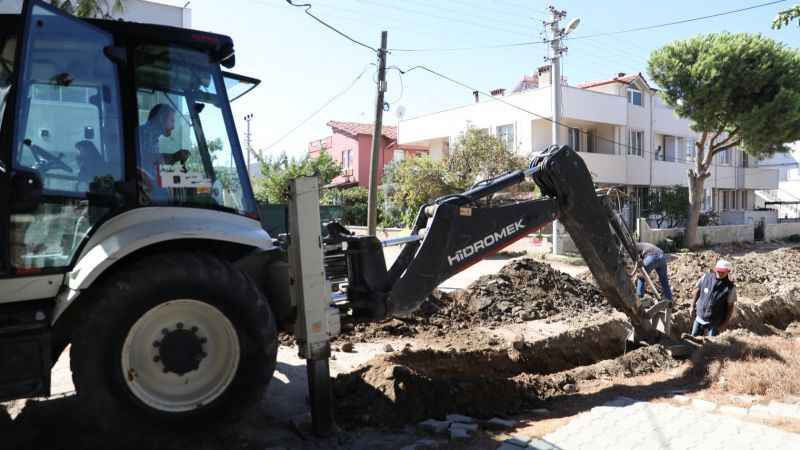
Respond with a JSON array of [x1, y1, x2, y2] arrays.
[[22, 139, 73, 173]]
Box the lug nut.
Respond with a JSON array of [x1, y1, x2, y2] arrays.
[[191, 326, 198, 333], [153, 341, 160, 348], [161, 328, 169, 335], [153, 355, 160, 362], [176, 322, 184, 329]]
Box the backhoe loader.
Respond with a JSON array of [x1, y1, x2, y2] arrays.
[[0, 0, 668, 434]]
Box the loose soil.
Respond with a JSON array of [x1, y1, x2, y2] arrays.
[[332, 244, 800, 428]]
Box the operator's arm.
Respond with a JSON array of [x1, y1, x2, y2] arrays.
[[162, 150, 190, 165], [720, 287, 737, 329]]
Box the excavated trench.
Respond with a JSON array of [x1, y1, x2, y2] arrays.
[[334, 273, 800, 427]]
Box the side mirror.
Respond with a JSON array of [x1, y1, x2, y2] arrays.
[[10, 169, 43, 213]]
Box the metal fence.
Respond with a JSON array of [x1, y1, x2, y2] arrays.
[[257, 203, 344, 236]]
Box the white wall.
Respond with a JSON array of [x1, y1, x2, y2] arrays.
[[0, 0, 190, 28], [400, 79, 778, 192]]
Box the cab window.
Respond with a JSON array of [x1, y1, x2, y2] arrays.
[[9, 4, 124, 270], [134, 44, 253, 215]]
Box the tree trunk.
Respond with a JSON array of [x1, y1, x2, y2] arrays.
[[686, 172, 705, 248]]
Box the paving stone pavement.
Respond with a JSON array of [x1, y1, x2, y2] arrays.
[[543, 400, 800, 450]]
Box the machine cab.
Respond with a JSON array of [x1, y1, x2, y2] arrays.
[[0, 1, 258, 276]]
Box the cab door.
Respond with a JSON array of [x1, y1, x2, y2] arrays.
[[4, 0, 125, 277]]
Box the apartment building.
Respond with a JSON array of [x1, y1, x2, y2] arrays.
[[399, 68, 778, 224]]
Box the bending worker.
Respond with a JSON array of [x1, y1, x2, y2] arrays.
[[635, 242, 673, 303], [691, 259, 736, 337]]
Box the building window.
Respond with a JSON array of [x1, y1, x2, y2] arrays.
[[496, 124, 514, 150], [627, 87, 643, 106], [685, 138, 696, 162], [741, 152, 749, 168], [394, 149, 404, 162], [627, 129, 644, 156], [341, 149, 353, 174], [568, 127, 581, 151], [718, 149, 731, 165], [587, 131, 596, 153]]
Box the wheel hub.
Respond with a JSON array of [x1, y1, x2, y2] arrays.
[[154, 325, 207, 376]]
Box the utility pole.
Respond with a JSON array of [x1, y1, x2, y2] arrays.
[[544, 5, 579, 256], [244, 113, 254, 168], [546, 6, 567, 147], [367, 31, 388, 236]]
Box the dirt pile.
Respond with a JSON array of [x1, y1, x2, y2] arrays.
[[666, 245, 800, 302], [332, 258, 614, 346], [463, 258, 612, 323]]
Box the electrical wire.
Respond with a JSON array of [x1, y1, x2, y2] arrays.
[[285, 0, 378, 53], [263, 64, 374, 152], [567, 0, 789, 41], [389, 0, 788, 53]]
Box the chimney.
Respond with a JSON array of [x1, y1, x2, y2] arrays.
[[537, 65, 552, 88], [490, 88, 506, 97], [472, 90, 480, 103]]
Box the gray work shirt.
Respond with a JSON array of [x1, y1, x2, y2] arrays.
[[636, 242, 664, 260], [137, 121, 163, 172]]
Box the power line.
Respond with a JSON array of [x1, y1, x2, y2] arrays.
[[263, 64, 374, 152], [354, 0, 535, 38], [389, 0, 788, 53], [391, 39, 546, 53], [285, 0, 378, 53], [567, 0, 789, 41]]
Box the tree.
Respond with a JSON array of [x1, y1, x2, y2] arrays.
[[773, 4, 800, 29], [644, 186, 689, 228], [648, 33, 800, 247], [384, 156, 454, 226], [384, 128, 529, 226], [50, 0, 124, 18], [445, 127, 527, 190], [253, 151, 340, 204]]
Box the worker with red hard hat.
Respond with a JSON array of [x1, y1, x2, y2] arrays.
[[690, 259, 737, 337]]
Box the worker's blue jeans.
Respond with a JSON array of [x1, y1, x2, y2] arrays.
[[691, 319, 719, 337], [635, 254, 673, 301]]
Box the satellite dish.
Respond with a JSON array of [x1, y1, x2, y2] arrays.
[[564, 17, 581, 35], [395, 105, 406, 120]]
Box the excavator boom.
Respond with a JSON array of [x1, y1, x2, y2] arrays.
[[330, 145, 657, 336]]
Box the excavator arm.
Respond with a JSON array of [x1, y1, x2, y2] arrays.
[[330, 145, 659, 337]]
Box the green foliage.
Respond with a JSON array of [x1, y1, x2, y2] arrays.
[[648, 33, 800, 247], [644, 186, 689, 228], [321, 186, 383, 226], [384, 156, 455, 226], [384, 128, 528, 226], [648, 33, 800, 158], [773, 5, 800, 29], [254, 151, 340, 204], [50, 0, 124, 18], [446, 128, 527, 190]]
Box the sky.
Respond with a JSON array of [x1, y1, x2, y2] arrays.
[[155, 0, 800, 161]]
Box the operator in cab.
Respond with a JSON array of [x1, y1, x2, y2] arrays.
[[137, 103, 191, 178]]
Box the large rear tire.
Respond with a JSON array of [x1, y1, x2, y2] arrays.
[[70, 251, 277, 430]]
